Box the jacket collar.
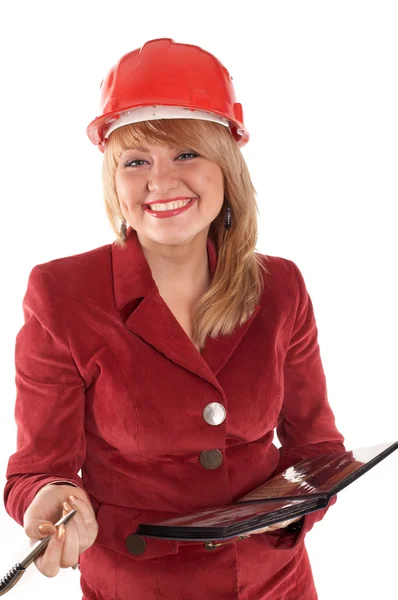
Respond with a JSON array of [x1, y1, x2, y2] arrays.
[[111, 227, 260, 390]]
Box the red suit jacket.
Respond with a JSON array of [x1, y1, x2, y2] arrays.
[[4, 227, 345, 599]]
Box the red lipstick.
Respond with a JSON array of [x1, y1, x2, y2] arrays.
[[144, 196, 195, 206], [142, 198, 198, 218]]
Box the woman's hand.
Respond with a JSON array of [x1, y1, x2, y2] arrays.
[[23, 484, 99, 577], [250, 515, 303, 535]]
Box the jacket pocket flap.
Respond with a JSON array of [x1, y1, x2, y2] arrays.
[[95, 502, 179, 560]]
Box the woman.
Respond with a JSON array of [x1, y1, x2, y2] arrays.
[[4, 38, 345, 599]]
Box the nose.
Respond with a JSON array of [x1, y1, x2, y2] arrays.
[[147, 159, 179, 194]]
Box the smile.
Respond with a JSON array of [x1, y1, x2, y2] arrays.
[[142, 198, 198, 218]]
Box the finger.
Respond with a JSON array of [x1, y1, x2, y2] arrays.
[[265, 516, 301, 530], [270, 517, 298, 528], [251, 515, 304, 535], [60, 506, 80, 568], [249, 526, 273, 535], [288, 516, 303, 525], [269, 521, 289, 529], [60, 498, 94, 554], [29, 505, 73, 549], [25, 518, 56, 541], [67, 496, 98, 548], [24, 502, 59, 541], [35, 525, 65, 578], [266, 522, 288, 530], [251, 521, 290, 535]]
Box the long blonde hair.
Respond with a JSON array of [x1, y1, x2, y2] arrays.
[[102, 118, 269, 350]]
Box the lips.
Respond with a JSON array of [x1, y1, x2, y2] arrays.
[[142, 197, 198, 218], [144, 196, 194, 206]]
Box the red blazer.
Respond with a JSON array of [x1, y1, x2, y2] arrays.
[[4, 227, 345, 599]]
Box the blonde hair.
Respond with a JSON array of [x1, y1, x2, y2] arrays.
[[102, 118, 270, 350]]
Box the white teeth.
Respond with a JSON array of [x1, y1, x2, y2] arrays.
[[147, 199, 192, 211]]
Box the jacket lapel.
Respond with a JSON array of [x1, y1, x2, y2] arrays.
[[111, 227, 260, 388]]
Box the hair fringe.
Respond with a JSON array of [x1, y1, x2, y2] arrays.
[[101, 119, 270, 350]]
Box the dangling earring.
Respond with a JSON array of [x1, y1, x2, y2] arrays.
[[120, 219, 127, 241], [225, 201, 232, 230]]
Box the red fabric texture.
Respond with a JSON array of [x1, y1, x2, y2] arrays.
[[4, 227, 345, 599]]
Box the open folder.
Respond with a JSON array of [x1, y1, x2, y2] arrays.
[[136, 441, 398, 541]]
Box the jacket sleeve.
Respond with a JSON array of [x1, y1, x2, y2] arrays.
[[3, 266, 87, 527], [264, 260, 346, 550]]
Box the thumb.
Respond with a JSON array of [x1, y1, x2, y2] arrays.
[[25, 517, 56, 540], [24, 493, 61, 539]]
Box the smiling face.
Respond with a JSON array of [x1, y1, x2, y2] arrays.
[[115, 142, 225, 249]]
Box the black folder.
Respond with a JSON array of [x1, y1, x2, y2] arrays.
[[136, 441, 398, 541]]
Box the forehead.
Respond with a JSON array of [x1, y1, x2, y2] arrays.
[[119, 143, 188, 155]]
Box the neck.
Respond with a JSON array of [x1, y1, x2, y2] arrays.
[[138, 233, 211, 301]]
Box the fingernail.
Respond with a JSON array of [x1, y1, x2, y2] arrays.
[[63, 501, 73, 512], [56, 525, 65, 542], [69, 495, 78, 504], [38, 523, 55, 536]]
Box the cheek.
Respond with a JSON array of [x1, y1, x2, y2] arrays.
[[200, 169, 224, 194], [115, 173, 138, 208], [115, 172, 127, 198]]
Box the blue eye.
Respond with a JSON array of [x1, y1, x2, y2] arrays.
[[124, 152, 198, 168], [125, 159, 146, 167], [177, 152, 198, 160]]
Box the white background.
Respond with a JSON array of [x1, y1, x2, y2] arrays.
[[0, 1, 397, 598]]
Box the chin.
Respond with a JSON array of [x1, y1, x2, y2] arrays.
[[142, 227, 208, 247]]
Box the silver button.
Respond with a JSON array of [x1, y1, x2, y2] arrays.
[[203, 402, 226, 426]]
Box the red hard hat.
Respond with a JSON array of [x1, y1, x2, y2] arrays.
[[86, 38, 249, 153]]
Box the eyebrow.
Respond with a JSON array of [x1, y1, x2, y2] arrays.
[[123, 145, 186, 154], [130, 146, 150, 153]]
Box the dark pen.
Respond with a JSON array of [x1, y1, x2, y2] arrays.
[[0, 508, 77, 596]]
